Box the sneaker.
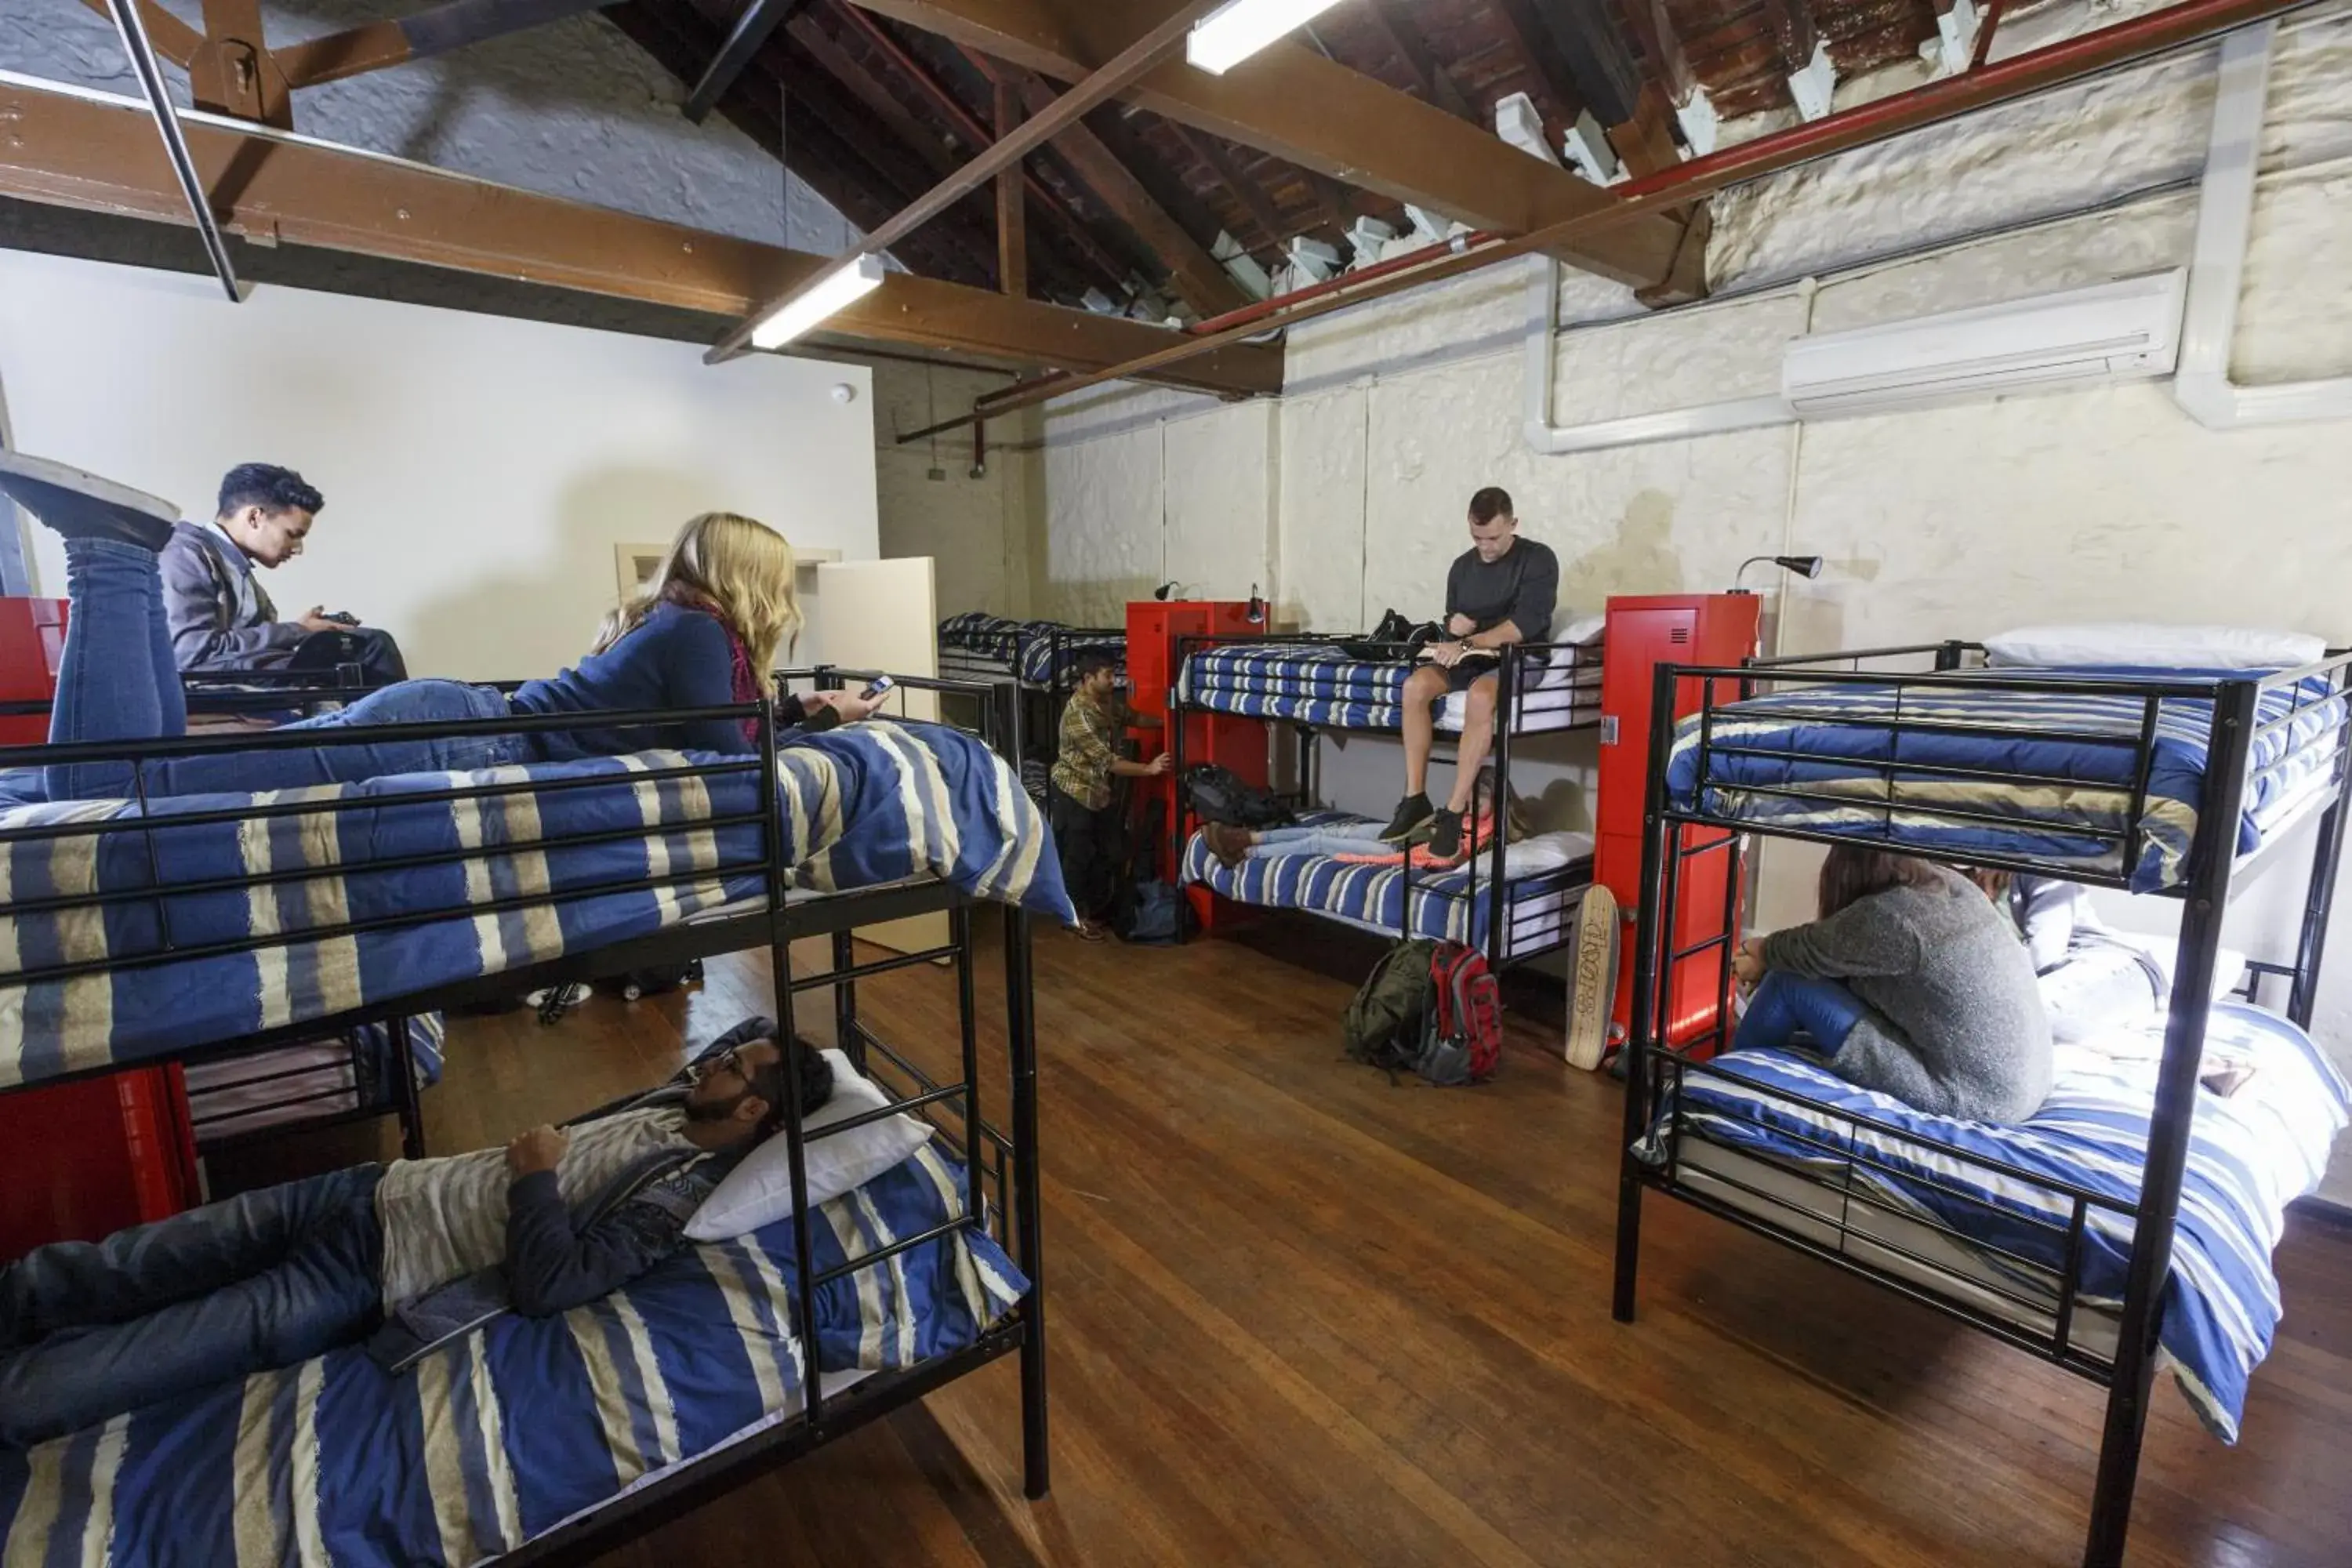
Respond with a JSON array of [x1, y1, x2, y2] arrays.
[[1426, 809, 1461, 861], [1379, 792, 1435, 844], [0, 450, 177, 551], [1203, 822, 1254, 868], [1566, 882, 1620, 1070]]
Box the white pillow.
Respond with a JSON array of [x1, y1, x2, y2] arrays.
[[684, 1049, 932, 1240], [1555, 612, 1607, 647], [1985, 622, 2324, 671]]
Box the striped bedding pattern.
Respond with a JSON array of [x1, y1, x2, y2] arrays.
[[1663, 673, 2347, 891], [0, 1145, 1024, 1568], [1180, 643, 1601, 731], [935, 614, 1122, 688], [1180, 809, 1593, 956], [1657, 1002, 2348, 1440], [183, 1016, 447, 1144], [0, 720, 1070, 1091]]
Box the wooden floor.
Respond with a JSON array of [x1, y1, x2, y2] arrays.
[[244, 912, 2352, 1568]]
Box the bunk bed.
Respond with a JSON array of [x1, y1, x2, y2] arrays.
[[0, 673, 1062, 1566], [936, 612, 1126, 691], [1611, 639, 2352, 1568], [1168, 631, 1602, 964]]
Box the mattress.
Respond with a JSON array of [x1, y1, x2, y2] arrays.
[[182, 1015, 447, 1142], [1181, 641, 1602, 732], [937, 613, 1122, 688], [0, 1144, 1026, 1568], [1646, 1001, 2350, 1440], [0, 719, 1072, 1091], [1663, 671, 2347, 891], [1181, 808, 1595, 958]]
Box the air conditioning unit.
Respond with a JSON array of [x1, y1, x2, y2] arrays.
[[1780, 270, 2187, 419]]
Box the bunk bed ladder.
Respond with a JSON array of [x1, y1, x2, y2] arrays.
[[1612, 660, 1682, 1323], [2080, 678, 2258, 1568]]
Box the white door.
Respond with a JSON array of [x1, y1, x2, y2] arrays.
[[811, 558, 946, 955]]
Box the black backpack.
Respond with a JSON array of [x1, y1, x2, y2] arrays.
[[1183, 764, 1294, 829]]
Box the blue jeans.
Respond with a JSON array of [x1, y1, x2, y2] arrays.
[[0, 1165, 385, 1447], [47, 538, 534, 800], [1734, 971, 1870, 1054], [1247, 820, 1390, 858]]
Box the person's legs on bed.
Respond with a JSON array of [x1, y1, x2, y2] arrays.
[[1384, 664, 1450, 843], [1733, 971, 1871, 1054], [1427, 672, 1497, 860], [0, 1165, 383, 1349], [45, 538, 187, 800], [0, 1166, 384, 1447], [1205, 818, 1387, 866]]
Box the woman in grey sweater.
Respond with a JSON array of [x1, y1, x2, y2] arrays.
[[1731, 846, 2053, 1123]]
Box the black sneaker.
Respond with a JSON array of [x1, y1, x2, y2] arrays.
[[1427, 808, 1462, 860], [1379, 792, 1435, 844], [0, 451, 177, 551]]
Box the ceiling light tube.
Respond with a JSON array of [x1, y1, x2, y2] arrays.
[[750, 255, 887, 350], [1186, 0, 1346, 74]]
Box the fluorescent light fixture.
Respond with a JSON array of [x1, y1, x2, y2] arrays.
[[750, 254, 886, 350], [1186, 0, 1346, 74]]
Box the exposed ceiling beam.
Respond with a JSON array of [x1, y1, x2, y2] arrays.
[[1009, 72, 1246, 316], [684, 0, 808, 122], [1525, 0, 1642, 128], [816, 2, 1134, 292], [1485, 0, 1584, 125], [0, 72, 1282, 396], [1357, 0, 1474, 120], [191, 0, 292, 125], [275, 0, 615, 91], [840, 0, 1688, 289], [76, 0, 201, 67], [1617, 0, 1699, 108], [1758, 0, 1823, 76], [1164, 122, 1287, 257], [993, 77, 1027, 296]]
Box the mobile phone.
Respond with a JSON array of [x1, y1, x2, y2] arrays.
[[859, 674, 895, 702]]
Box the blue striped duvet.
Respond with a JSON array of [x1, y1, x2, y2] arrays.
[[1181, 643, 1600, 731], [936, 613, 1120, 686], [0, 1145, 1024, 1567], [1180, 810, 1591, 955], [0, 720, 1071, 1091], [1663, 1003, 2348, 1439], [1663, 674, 2347, 891]]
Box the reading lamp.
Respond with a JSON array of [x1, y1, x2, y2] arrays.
[[1733, 554, 1825, 593]]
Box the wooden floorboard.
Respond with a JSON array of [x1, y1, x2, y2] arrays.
[[234, 911, 2352, 1567]]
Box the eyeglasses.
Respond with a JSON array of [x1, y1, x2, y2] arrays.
[[699, 1046, 747, 1084]]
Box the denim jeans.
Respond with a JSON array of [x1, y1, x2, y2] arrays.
[[0, 1165, 385, 1448], [1733, 971, 1870, 1054], [47, 538, 535, 800], [1246, 820, 1389, 858]]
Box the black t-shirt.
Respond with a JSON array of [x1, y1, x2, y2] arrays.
[[1444, 536, 1559, 641]]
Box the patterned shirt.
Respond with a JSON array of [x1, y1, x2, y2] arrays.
[[1051, 689, 1134, 810]]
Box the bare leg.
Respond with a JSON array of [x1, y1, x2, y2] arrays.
[[1400, 665, 1448, 797], [1446, 675, 1499, 812]]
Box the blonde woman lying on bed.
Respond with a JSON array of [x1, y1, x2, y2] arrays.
[[1730, 846, 2053, 1123]]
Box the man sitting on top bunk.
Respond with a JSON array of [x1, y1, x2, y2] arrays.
[[1379, 486, 1560, 862], [0, 1018, 828, 1450]]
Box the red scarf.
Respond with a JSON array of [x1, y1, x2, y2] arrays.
[[664, 586, 764, 746]]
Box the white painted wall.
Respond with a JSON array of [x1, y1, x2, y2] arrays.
[[872, 361, 1040, 621], [1028, 16, 2352, 1196], [0, 0, 855, 252], [0, 249, 878, 677]]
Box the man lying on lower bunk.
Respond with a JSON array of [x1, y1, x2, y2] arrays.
[[1730, 845, 2055, 1123], [0, 1017, 829, 1449]]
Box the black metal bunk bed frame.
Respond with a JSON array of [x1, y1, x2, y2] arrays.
[[1610, 639, 2352, 1568], [0, 676, 1051, 1561], [1166, 630, 1598, 966]]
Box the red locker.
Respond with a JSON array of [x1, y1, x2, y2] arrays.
[[0, 597, 68, 744], [1126, 599, 1268, 927], [0, 1068, 201, 1258], [1595, 594, 1762, 1056]]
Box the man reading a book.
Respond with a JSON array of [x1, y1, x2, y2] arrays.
[[1377, 487, 1559, 860]]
